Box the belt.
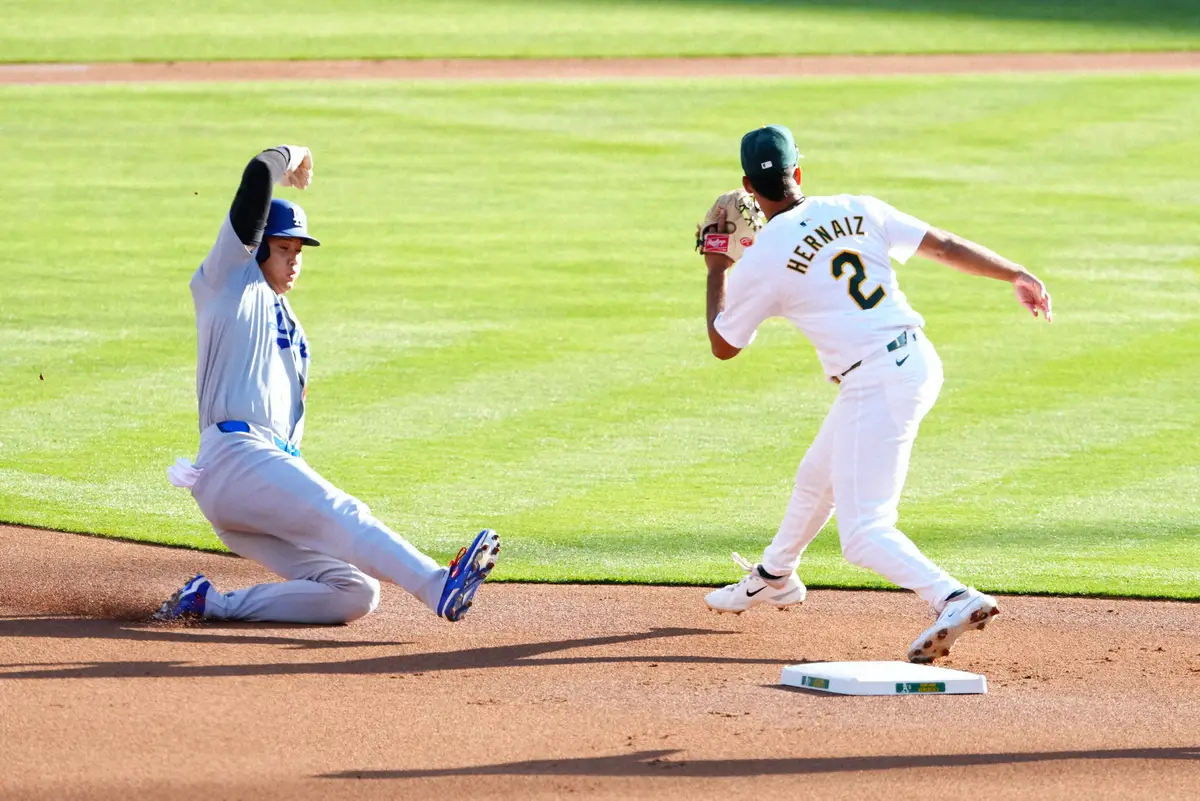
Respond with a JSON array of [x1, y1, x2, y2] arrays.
[[215, 420, 301, 457], [830, 330, 918, 385]]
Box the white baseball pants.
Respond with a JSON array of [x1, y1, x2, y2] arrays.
[[760, 331, 964, 608], [188, 423, 447, 623]]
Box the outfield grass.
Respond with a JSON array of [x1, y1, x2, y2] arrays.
[[3, 0, 1200, 62], [1, 73, 1198, 598]]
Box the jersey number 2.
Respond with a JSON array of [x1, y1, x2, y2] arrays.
[[831, 250, 886, 310]]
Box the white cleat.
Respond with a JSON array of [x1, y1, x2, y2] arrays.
[[705, 553, 806, 614], [907, 587, 999, 663]]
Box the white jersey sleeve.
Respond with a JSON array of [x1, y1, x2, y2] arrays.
[[713, 249, 779, 349], [714, 195, 928, 377], [861, 196, 930, 265], [194, 214, 256, 290]]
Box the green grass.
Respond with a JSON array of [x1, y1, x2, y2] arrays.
[[1, 73, 1198, 598], [3, 0, 1200, 62]]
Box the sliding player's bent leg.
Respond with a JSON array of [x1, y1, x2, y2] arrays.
[[204, 529, 381, 624], [193, 430, 446, 611]]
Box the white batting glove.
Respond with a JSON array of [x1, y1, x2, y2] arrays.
[[278, 145, 313, 190]]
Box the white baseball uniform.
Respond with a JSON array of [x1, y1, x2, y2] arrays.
[[714, 194, 964, 607]]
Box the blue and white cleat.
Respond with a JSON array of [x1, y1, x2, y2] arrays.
[[153, 574, 212, 621], [437, 529, 500, 622]]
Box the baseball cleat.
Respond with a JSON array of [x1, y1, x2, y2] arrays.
[[704, 553, 806, 614], [153, 574, 212, 621], [907, 587, 999, 663], [437, 529, 500, 622]]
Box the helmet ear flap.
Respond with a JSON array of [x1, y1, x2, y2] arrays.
[[255, 238, 270, 265]]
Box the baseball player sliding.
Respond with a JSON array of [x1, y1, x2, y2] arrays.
[[698, 125, 1052, 662], [155, 145, 499, 624]]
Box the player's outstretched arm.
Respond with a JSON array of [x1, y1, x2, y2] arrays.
[[196, 146, 314, 290], [917, 227, 1053, 322], [228, 145, 313, 249]]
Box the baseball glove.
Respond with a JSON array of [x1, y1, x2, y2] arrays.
[[695, 189, 766, 263]]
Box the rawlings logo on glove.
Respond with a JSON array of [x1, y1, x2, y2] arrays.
[[703, 233, 731, 253], [695, 189, 766, 263]]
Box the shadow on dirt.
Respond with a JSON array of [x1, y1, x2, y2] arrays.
[[319, 746, 1200, 779], [0, 625, 787, 680], [0, 615, 404, 650]]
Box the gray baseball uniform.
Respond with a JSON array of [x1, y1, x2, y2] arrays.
[[181, 157, 448, 624], [193, 215, 308, 444]]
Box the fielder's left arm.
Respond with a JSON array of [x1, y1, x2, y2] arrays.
[[705, 252, 741, 360], [697, 190, 770, 360]]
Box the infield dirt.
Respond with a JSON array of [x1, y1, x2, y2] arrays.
[[2, 525, 1198, 800], [1, 50, 1199, 85]]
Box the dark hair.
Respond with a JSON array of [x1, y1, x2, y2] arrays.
[[748, 172, 789, 202]]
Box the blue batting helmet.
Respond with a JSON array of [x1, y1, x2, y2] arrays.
[[264, 198, 320, 246]]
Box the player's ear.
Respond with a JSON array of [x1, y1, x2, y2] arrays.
[[742, 175, 755, 195], [794, 166, 803, 187], [255, 237, 271, 265]]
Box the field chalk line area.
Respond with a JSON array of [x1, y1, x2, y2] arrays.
[[2, 51, 1199, 85]]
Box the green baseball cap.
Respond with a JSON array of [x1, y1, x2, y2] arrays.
[[740, 125, 802, 181]]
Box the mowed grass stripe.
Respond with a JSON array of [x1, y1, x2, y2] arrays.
[[0, 74, 1196, 595], [315, 319, 706, 452], [907, 327, 1196, 496], [392, 333, 1196, 592], [397, 316, 1190, 519], [4, 0, 1200, 61]]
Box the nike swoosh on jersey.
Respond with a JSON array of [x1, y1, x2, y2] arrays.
[[895, 355, 910, 367]]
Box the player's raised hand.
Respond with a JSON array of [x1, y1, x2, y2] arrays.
[[696, 189, 764, 267], [291, 150, 313, 189], [1014, 271, 1052, 322], [704, 207, 732, 271], [278, 145, 314, 190]]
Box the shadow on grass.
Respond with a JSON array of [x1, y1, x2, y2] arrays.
[[622, 0, 1200, 32]]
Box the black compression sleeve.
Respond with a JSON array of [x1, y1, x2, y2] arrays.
[[229, 147, 290, 247]]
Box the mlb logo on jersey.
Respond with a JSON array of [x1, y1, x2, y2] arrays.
[[704, 233, 731, 254]]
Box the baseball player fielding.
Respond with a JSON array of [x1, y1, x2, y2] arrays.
[[699, 125, 1051, 662]]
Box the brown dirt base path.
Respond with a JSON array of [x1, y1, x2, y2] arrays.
[[1, 525, 1197, 800], [1, 51, 1200, 85]]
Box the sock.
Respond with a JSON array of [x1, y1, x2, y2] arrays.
[[943, 588, 967, 604], [757, 565, 787, 581]]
